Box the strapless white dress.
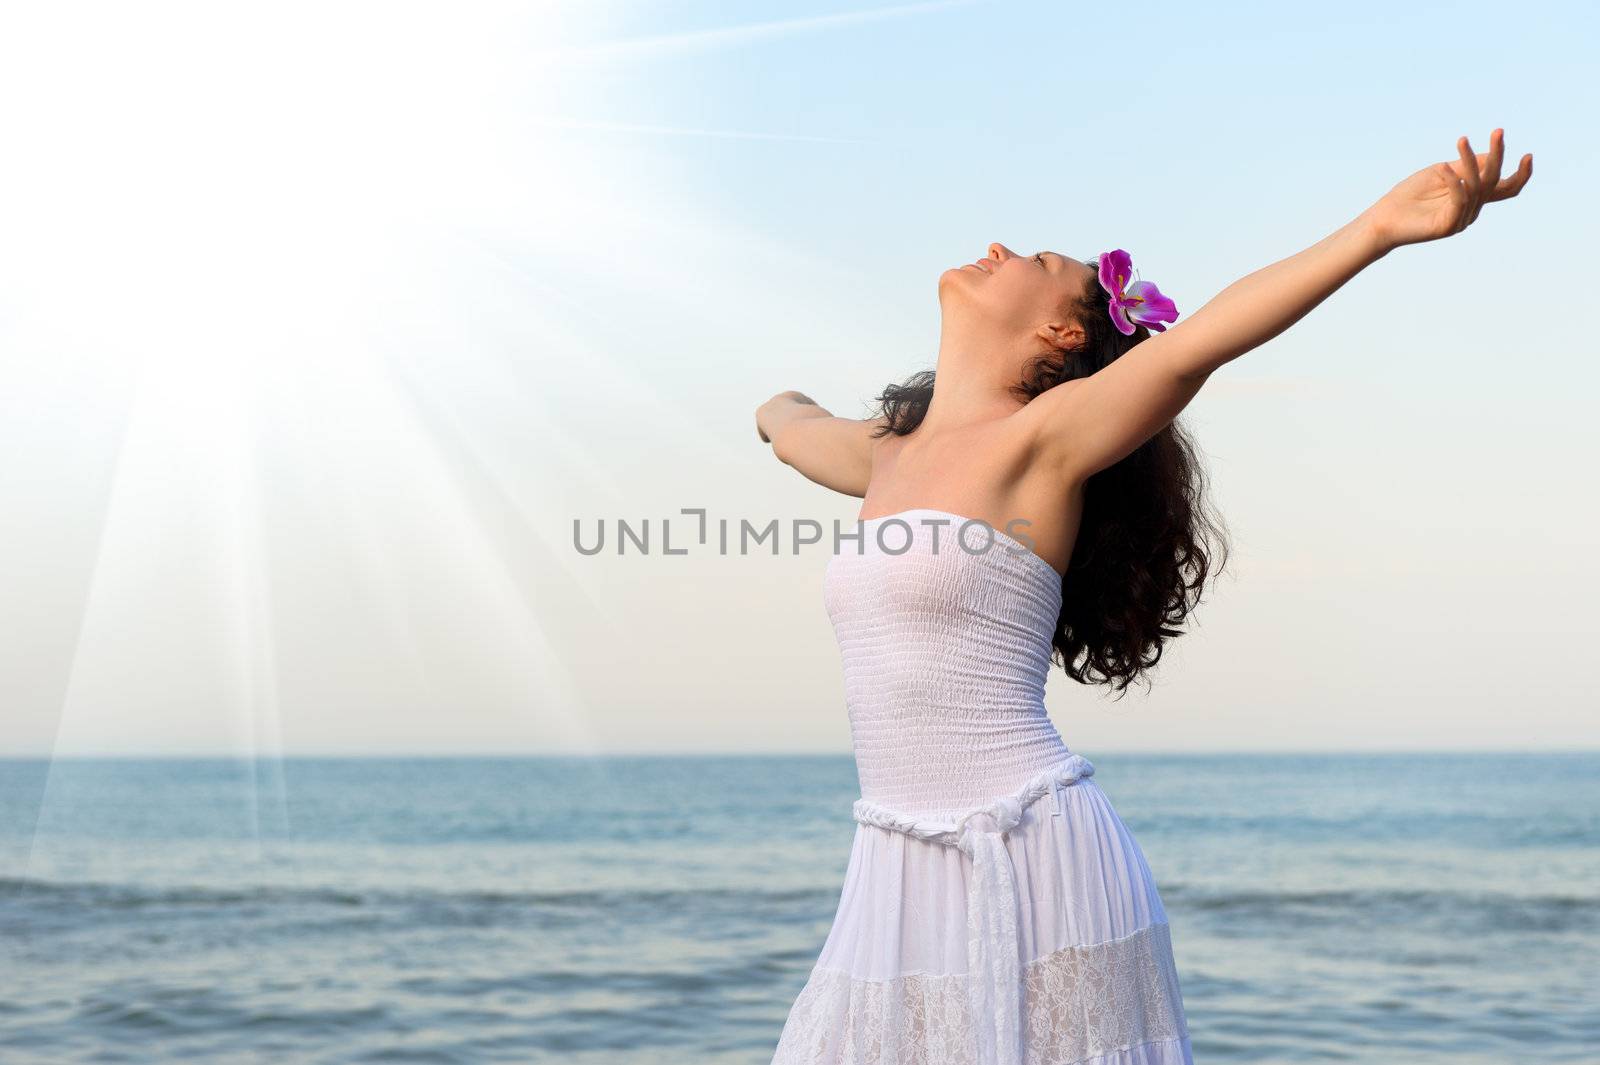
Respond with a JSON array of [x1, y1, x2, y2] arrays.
[[770, 509, 1194, 1065]]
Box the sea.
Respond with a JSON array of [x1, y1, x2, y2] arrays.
[[2, 752, 1596, 1064]]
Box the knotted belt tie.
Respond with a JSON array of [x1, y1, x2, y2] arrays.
[[850, 753, 1096, 1065]]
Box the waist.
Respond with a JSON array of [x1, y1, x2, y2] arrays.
[[853, 752, 1096, 844], [849, 714, 1073, 816]]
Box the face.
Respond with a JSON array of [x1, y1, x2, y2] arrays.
[[940, 242, 1098, 350]]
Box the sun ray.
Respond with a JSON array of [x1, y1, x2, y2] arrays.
[[533, 0, 982, 64], [3, 0, 892, 786], [523, 116, 875, 144]]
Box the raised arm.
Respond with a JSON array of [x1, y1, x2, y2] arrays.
[[756, 390, 886, 498], [1033, 129, 1533, 482]]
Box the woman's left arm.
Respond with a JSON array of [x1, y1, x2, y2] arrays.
[[1037, 129, 1533, 482], [1145, 209, 1389, 382], [1154, 129, 1532, 382]]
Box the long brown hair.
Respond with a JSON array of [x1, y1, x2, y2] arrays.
[[868, 256, 1229, 694]]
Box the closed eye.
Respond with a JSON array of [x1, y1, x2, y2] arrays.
[[1033, 253, 1046, 267]]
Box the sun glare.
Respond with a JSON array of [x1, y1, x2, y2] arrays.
[[0, 2, 634, 796]]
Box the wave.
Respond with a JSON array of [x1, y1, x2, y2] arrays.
[[0, 876, 833, 911], [6, 875, 1595, 931], [1159, 882, 1599, 932]]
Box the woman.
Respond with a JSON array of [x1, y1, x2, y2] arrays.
[[756, 131, 1531, 1065]]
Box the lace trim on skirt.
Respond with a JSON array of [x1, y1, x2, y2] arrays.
[[770, 922, 1189, 1065]]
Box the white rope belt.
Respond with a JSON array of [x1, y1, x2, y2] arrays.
[[850, 752, 1096, 1065]]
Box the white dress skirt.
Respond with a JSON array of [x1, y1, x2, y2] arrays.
[[770, 510, 1194, 1065]]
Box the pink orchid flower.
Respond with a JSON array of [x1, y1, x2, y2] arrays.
[[1097, 249, 1179, 336]]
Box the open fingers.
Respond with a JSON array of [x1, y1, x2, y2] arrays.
[[1488, 152, 1533, 202]]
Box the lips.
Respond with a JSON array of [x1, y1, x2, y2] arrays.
[[968, 259, 993, 274]]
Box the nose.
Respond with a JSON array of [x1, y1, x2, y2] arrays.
[[988, 243, 1015, 261]]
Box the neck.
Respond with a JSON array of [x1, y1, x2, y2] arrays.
[[920, 321, 1033, 434]]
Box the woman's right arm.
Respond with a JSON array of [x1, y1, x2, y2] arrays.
[[756, 391, 885, 498]]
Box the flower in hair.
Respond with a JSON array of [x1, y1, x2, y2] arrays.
[[1097, 249, 1178, 336]]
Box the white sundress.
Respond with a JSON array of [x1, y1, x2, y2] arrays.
[[770, 509, 1194, 1065]]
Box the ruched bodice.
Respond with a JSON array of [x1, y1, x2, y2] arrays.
[[823, 508, 1073, 817]]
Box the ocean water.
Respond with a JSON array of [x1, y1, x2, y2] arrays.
[[1, 752, 1596, 1064]]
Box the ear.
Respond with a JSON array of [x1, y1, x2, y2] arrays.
[[1036, 319, 1085, 351]]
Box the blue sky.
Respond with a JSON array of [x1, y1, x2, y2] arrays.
[[0, 0, 1594, 757]]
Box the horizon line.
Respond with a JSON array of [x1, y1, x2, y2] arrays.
[[2, 746, 1596, 761]]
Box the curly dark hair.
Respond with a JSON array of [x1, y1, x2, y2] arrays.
[[867, 255, 1229, 694]]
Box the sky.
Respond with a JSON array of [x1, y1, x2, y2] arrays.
[[0, 0, 1595, 759]]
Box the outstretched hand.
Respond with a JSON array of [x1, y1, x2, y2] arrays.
[[1365, 129, 1532, 250]]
